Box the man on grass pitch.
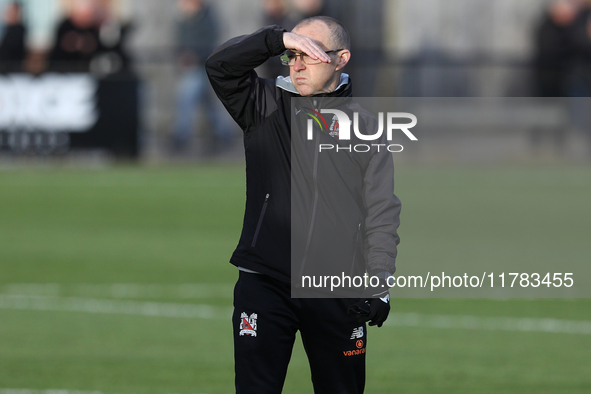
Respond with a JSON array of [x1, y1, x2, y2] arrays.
[[207, 16, 401, 393]]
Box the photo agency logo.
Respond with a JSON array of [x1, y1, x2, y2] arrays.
[[302, 108, 418, 153]]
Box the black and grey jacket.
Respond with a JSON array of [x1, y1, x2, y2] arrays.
[[206, 25, 401, 285]]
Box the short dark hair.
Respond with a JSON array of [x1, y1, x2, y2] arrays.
[[293, 16, 351, 50]]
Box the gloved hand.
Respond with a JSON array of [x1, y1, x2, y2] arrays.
[[348, 272, 391, 327]]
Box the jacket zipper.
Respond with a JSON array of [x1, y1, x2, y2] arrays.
[[298, 121, 320, 281], [251, 193, 270, 247]]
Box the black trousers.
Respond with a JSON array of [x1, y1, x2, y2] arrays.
[[233, 271, 367, 394]]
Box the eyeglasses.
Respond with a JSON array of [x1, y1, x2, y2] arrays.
[[280, 49, 344, 66]]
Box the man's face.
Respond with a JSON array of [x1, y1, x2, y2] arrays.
[[290, 22, 341, 96], [178, 0, 203, 14], [5, 4, 21, 24]]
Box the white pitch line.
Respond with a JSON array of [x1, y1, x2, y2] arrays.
[[0, 295, 232, 320], [0, 389, 222, 394], [384, 312, 591, 335], [1, 295, 591, 335], [0, 389, 121, 394], [1, 284, 584, 302], [0, 283, 234, 299]]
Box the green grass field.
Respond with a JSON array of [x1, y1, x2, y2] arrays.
[[1, 163, 590, 393]]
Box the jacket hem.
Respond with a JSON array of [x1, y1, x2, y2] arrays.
[[230, 258, 291, 284]]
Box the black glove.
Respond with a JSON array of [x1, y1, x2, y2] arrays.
[[348, 272, 391, 328]]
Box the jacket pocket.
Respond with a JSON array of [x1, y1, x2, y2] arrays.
[[251, 193, 270, 247]]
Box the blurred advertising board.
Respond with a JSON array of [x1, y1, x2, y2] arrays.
[[0, 73, 140, 159]]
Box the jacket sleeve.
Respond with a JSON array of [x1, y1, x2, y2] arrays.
[[205, 25, 287, 131], [362, 144, 401, 275]]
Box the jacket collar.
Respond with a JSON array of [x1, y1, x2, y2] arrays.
[[276, 73, 351, 96]]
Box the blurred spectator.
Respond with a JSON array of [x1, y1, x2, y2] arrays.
[[48, 0, 102, 72], [0, 1, 26, 73], [92, 0, 133, 75], [567, 0, 591, 96], [171, 0, 233, 154], [567, 0, 591, 147], [260, 0, 297, 79], [533, 0, 580, 96], [532, 0, 591, 153], [264, 0, 295, 29], [48, 0, 131, 74], [291, 0, 325, 19], [259, 0, 326, 79]]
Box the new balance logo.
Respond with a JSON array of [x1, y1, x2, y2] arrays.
[[350, 326, 364, 339]]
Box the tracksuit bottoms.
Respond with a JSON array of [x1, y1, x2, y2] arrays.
[[233, 271, 367, 394]]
